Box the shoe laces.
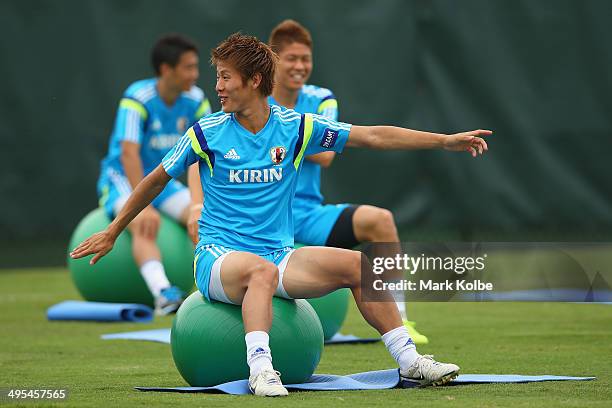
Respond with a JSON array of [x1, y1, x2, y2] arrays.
[[412, 355, 440, 376], [420, 355, 435, 361], [261, 370, 283, 385], [420, 354, 443, 366]]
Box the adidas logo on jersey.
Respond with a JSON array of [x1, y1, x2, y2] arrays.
[[229, 168, 283, 183], [224, 148, 241, 159]]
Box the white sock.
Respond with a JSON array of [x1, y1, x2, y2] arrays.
[[245, 331, 273, 377], [140, 259, 171, 297], [382, 326, 419, 371], [392, 290, 408, 320]]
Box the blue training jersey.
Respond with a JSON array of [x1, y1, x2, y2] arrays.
[[98, 78, 211, 185], [162, 105, 352, 254], [269, 84, 338, 210]]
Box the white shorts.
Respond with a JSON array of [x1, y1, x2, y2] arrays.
[[194, 244, 295, 304]]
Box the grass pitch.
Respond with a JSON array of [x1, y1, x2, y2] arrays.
[[0, 268, 610, 407]]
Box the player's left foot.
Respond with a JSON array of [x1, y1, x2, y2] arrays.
[[249, 369, 289, 397], [400, 354, 460, 387], [403, 320, 429, 345]]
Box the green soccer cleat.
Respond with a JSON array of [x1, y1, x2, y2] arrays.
[[403, 320, 429, 345]]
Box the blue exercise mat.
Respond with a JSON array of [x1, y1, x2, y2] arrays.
[[47, 301, 153, 323], [101, 328, 379, 345], [135, 368, 595, 394], [102, 328, 170, 343], [326, 333, 380, 344]]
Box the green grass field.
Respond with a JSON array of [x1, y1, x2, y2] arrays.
[[1, 268, 610, 407]]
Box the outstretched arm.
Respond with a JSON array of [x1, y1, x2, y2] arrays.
[[70, 165, 171, 264], [346, 126, 491, 157]]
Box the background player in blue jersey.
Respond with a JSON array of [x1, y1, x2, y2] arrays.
[[97, 34, 211, 315], [72, 33, 491, 397], [266, 20, 428, 344]]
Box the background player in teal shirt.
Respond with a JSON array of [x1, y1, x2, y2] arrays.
[[98, 34, 211, 315], [72, 33, 491, 397], [266, 20, 428, 344]]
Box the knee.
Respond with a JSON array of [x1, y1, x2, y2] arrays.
[[356, 206, 397, 241], [339, 251, 362, 287], [128, 219, 157, 241], [375, 208, 397, 235], [246, 261, 279, 290]]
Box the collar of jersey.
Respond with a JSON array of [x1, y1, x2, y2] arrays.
[[268, 88, 305, 113], [231, 108, 274, 141], [150, 78, 186, 111]]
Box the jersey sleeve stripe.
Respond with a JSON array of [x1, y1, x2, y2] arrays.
[[317, 99, 338, 114], [188, 125, 215, 176], [119, 98, 148, 121], [200, 114, 230, 129], [293, 114, 314, 170], [124, 109, 139, 143], [293, 114, 305, 165], [194, 99, 212, 120], [312, 115, 351, 131], [162, 136, 191, 171], [320, 94, 336, 103], [319, 107, 338, 120]]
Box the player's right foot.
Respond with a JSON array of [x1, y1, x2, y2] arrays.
[[248, 369, 289, 397], [154, 286, 185, 316], [400, 354, 460, 387]]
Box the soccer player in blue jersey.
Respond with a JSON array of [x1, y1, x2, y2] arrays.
[[72, 33, 491, 397], [97, 34, 211, 315], [265, 19, 428, 344]]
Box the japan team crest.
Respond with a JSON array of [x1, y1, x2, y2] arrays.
[[176, 117, 187, 133], [270, 146, 287, 165]]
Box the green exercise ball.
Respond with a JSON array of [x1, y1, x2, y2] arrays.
[[307, 289, 350, 340], [67, 208, 194, 306], [171, 292, 324, 386]]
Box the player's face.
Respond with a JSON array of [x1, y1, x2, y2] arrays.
[[215, 61, 257, 113], [276, 42, 312, 91], [168, 51, 199, 91]]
